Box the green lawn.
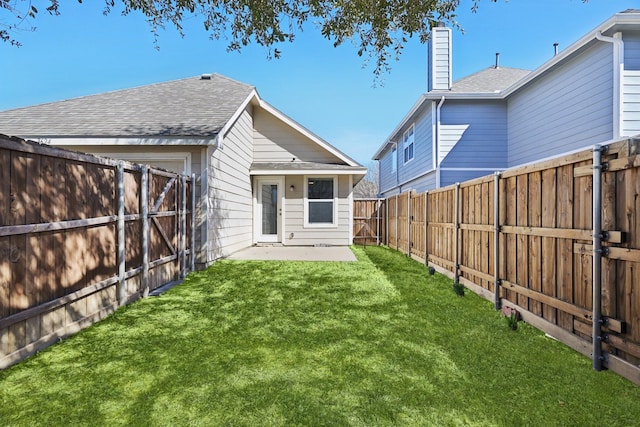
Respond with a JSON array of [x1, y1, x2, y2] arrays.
[[1, 246, 638, 426]]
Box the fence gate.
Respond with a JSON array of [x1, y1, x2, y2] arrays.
[[594, 140, 640, 377]]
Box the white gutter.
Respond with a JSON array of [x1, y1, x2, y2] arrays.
[[435, 95, 445, 187], [595, 31, 624, 138]]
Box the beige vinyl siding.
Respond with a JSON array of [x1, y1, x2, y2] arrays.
[[253, 108, 343, 163], [62, 145, 202, 176], [207, 107, 254, 260], [283, 175, 351, 246]]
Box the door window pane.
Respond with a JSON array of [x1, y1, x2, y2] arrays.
[[261, 184, 278, 234]]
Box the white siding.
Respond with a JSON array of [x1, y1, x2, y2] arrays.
[[253, 108, 342, 163], [623, 70, 640, 136], [507, 42, 614, 166], [624, 31, 640, 70], [439, 101, 508, 168], [439, 125, 468, 164], [428, 27, 452, 91], [207, 107, 254, 260], [283, 175, 351, 246]]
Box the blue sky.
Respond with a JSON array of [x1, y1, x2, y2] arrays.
[[0, 0, 638, 165]]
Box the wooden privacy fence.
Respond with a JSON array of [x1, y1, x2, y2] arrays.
[[358, 137, 640, 385], [0, 136, 195, 369], [352, 198, 385, 245]]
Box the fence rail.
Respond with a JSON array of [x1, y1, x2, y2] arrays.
[[354, 137, 640, 385], [0, 136, 194, 369]]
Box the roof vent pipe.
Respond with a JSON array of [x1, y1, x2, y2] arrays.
[[554, 43, 559, 56], [495, 52, 500, 69]]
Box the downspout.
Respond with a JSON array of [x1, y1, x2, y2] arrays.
[[435, 96, 446, 187], [393, 142, 399, 192], [595, 31, 623, 138]]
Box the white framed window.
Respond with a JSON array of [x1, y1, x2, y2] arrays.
[[304, 176, 338, 227], [391, 146, 397, 173], [403, 126, 415, 163]]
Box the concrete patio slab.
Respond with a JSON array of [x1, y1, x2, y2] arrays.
[[226, 246, 357, 262]]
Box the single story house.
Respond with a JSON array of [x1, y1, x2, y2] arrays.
[[374, 9, 640, 196], [0, 74, 367, 266]]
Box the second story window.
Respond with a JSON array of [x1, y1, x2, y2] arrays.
[[403, 126, 414, 163]]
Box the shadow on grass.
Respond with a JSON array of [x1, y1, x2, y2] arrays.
[[0, 246, 638, 426]]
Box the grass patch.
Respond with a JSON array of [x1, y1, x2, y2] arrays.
[[1, 246, 638, 426]]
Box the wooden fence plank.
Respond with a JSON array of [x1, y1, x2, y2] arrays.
[[529, 171, 542, 316], [505, 176, 517, 303], [541, 168, 558, 324], [556, 164, 574, 331], [516, 174, 529, 310]]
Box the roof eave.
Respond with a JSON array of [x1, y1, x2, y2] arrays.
[[31, 136, 217, 146], [372, 94, 428, 160], [250, 167, 367, 176], [503, 11, 640, 97], [424, 92, 505, 100]]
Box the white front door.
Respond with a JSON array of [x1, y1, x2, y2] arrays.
[[255, 177, 284, 243]]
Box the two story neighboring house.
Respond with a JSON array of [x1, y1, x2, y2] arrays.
[[374, 10, 640, 197]]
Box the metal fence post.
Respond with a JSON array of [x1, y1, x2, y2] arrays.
[[592, 145, 605, 371], [181, 173, 187, 278], [424, 191, 429, 266], [191, 173, 196, 272], [117, 161, 126, 306], [141, 166, 149, 297], [494, 172, 502, 310], [454, 183, 460, 283], [408, 192, 412, 257]]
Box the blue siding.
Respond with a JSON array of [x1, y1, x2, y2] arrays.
[[378, 103, 434, 195], [439, 100, 508, 169], [440, 170, 495, 187], [507, 41, 614, 166], [378, 146, 397, 193], [624, 31, 640, 70], [406, 171, 437, 193], [398, 103, 433, 184]]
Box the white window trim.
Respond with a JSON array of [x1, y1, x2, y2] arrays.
[[402, 125, 415, 165], [303, 175, 338, 228]]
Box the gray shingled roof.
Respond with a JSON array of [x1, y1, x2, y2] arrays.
[[0, 74, 254, 138], [432, 66, 530, 94]]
